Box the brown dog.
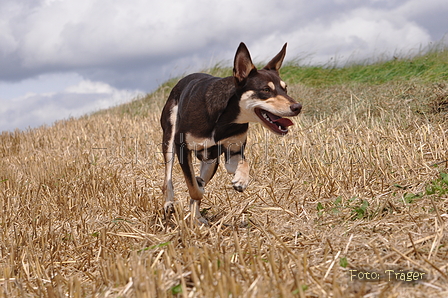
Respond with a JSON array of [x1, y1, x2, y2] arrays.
[[160, 42, 302, 224]]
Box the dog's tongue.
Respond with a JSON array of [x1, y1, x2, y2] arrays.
[[266, 110, 294, 127], [272, 117, 294, 127]]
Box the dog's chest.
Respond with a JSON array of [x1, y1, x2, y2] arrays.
[[184, 133, 216, 151], [184, 131, 247, 151]]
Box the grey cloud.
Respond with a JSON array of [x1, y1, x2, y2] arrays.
[[2, 1, 443, 85], [0, 0, 446, 131]]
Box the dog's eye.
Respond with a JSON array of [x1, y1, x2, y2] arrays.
[[261, 87, 271, 93]]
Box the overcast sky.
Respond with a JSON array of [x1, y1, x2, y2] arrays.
[[1, 0, 447, 132]]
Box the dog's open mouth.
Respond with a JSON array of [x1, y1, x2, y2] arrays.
[[254, 108, 294, 134]]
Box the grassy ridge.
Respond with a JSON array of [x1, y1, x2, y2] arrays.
[[109, 47, 448, 119], [184, 48, 448, 87], [282, 49, 448, 86], [1, 48, 448, 297]]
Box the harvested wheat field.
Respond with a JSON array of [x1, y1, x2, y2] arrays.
[[1, 51, 448, 297]]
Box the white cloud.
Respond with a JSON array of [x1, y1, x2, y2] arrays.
[[0, 79, 142, 132], [65, 80, 115, 94], [0, 72, 84, 100], [248, 4, 433, 66]]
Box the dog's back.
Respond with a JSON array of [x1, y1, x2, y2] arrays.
[[161, 73, 242, 142]]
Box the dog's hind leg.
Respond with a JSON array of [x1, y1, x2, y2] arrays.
[[161, 105, 178, 215], [176, 143, 208, 225]]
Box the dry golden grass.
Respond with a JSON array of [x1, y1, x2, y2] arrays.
[[1, 80, 448, 297]]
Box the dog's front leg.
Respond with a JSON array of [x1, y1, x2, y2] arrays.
[[225, 149, 249, 192], [176, 143, 208, 225], [199, 159, 219, 186], [162, 146, 175, 215]]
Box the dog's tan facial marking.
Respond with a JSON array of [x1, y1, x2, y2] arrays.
[[280, 81, 287, 90], [268, 82, 275, 91], [264, 96, 294, 114]]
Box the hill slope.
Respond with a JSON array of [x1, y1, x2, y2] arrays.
[[1, 50, 448, 297]]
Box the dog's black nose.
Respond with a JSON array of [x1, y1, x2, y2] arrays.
[[290, 103, 302, 114]]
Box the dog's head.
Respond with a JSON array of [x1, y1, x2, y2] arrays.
[[233, 42, 302, 135]]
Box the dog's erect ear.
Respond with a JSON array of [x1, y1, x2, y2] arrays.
[[263, 43, 287, 72], [233, 42, 256, 84]]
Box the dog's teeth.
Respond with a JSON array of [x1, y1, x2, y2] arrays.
[[262, 112, 274, 123]]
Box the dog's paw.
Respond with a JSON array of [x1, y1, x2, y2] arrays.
[[231, 172, 249, 192], [163, 201, 175, 217], [196, 216, 209, 226]]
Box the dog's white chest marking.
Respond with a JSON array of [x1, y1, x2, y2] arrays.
[[184, 132, 246, 151], [184, 133, 216, 150]]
